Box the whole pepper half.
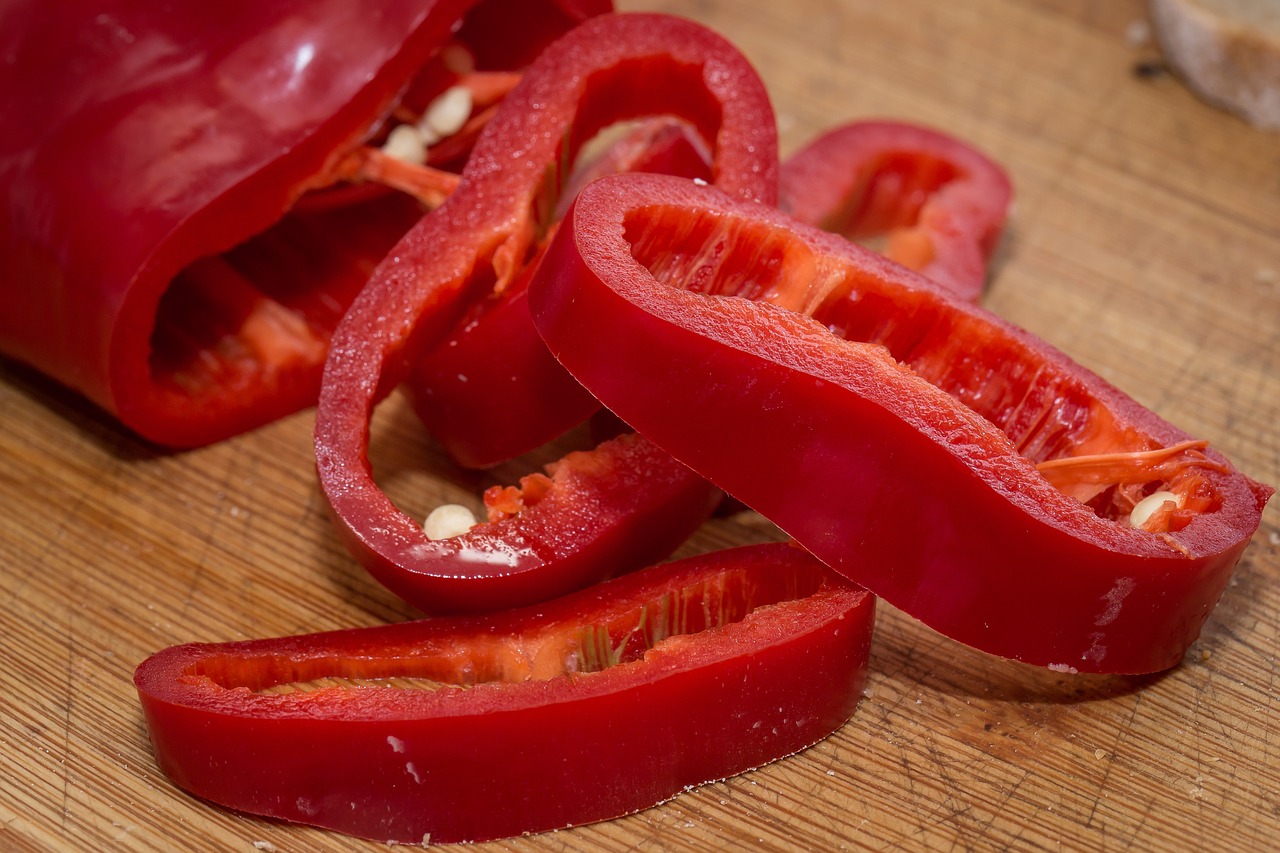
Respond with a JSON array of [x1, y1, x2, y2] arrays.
[[0, 0, 607, 447], [527, 173, 1272, 674], [314, 13, 779, 612], [134, 543, 874, 843]]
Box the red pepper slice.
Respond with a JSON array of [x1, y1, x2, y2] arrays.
[[134, 543, 874, 844], [527, 173, 1273, 674], [344, 432, 720, 613], [0, 0, 605, 447], [315, 13, 778, 611], [779, 120, 1012, 302], [404, 119, 1009, 469], [406, 120, 714, 468]]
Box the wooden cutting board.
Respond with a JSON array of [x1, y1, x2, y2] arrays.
[[3, 0, 1277, 849]]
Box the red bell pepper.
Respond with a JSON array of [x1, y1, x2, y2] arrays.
[[315, 13, 778, 611], [406, 120, 714, 468], [779, 120, 1012, 302], [527, 173, 1272, 674], [341, 432, 720, 613], [134, 543, 875, 844], [404, 119, 1010, 469], [0, 0, 607, 447]]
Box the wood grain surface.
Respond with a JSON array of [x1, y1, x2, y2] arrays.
[[3, 1, 1278, 850]]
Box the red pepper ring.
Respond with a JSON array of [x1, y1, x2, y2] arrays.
[[406, 119, 1011, 470], [0, 0, 607, 448], [528, 173, 1272, 674], [357, 432, 720, 613], [134, 544, 875, 844], [779, 120, 1013, 302], [406, 119, 715, 469], [315, 13, 778, 612]]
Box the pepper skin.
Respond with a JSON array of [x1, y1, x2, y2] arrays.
[[406, 119, 1009, 469], [528, 173, 1273, 674], [0, 0, 606, 447], [344, 432, 721, 613], [315, 14, 778, 612], [134, 543, 875, 844], [779, 120, 1012, 302], [406, 120, 715, 469]]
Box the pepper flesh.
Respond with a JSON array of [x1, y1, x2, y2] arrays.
[[315, 14, 778, 612], [0, 0, 606, 447], [528, 173, 1272, 674], [339, 433, 720, 613], [134, 544, 875, 844], [406, 119, 1009, 469], [779, 120, 1012, 302], [406, 120, 714, 468]]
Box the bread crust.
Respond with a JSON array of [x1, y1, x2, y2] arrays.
[[1149, 0, 1280, 129]]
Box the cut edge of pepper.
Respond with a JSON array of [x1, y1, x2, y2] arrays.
[[604, 179, 1266, 546], [138, 543, 865, 710]]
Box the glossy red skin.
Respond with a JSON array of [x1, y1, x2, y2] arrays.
[[528, 173, 1273, 674], [779, 120, 1012, 302], [315, 14, 778, 612], [134, 544, 875, 844], [348, 433, 721, 613], [0, 0, 604, 447], [408, 120, 1008, 469], [408, 121, 715, 468]]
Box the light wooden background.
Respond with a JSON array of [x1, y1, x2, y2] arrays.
[[3, 1, 1278, 850]]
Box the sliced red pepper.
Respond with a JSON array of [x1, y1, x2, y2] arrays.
[[134, 543, 874, 844], [405, 119, 1009, 469], [779, 120, 1013, 302], [315, 13, 778, 611], [0, 0, 605, 447], [527, 173, 1273, 674], [406, 120, 715, 468], [342, 432, 719, 613]]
